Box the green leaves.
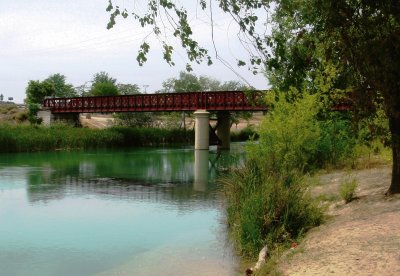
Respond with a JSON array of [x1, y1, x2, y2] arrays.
[[163, 44, 175, 66], [137, 42, 150, 66], [106, 0, 113, 12], [105, 1, 218, 71]]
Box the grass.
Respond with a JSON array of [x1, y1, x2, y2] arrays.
[[0, 104, 28, 124], [0, 123, 195, 153], [221, 162, 324, 259], [339, 177, 358, 203]]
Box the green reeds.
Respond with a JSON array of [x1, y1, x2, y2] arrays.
[[0, 123, 194, 153]]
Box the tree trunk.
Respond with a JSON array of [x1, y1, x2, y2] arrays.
[[386, 115, 400, 195]]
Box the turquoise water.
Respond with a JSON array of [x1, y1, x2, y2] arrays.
[[0, 145, 243, 275]]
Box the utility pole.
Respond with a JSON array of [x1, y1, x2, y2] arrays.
[[142, 85, 149, 94]]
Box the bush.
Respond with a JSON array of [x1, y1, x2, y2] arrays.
[[339, 177, 358, 203], [221, 91, 358, 258], [222, 161, 323, 257], [231, 126, 259, 142]]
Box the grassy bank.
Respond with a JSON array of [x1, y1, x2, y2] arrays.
[[0, 124, 195, 153], [220, 92, 382, 273], [0, 121, 257, 153]]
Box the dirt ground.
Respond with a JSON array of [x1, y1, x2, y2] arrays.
[[277, 164, 400, 275], [79, 112, 264, 131], [80, 114, 115, 128]]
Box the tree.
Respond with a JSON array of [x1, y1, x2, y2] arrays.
[[45, 73, 77, 98], [92, 71, 117, 85], [199, 76, 221, 91], [266, 1, 400, 194], [107, 1, 400, 194], [90, 82, 119, 96], [172, 72, 202, 92], [25, 80, 55, 124], [117, 83, 140, 95], [89, 72, 119, 96]]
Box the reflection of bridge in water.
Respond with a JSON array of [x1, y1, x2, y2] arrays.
[[27, 174, 219, 210], [26, 151, 224, 209]]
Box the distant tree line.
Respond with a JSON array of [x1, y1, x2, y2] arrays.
[[25, 71, 253, 127]]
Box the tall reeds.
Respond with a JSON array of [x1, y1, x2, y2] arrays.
[[0, 123, 194, 153]]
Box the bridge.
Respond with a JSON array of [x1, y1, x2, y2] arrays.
[[40, 91, 267, 150], [39, 91, 351, 150], [42, 91, 265, 113]]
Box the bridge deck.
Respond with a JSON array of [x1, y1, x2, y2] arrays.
[[43, 91, 267, 113]]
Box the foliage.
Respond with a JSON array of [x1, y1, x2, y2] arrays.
[[91, 71, 117, 85], [25, 74, 76, 124], [44, 73, 77, 98], [172, 72, 202, 92], [231, 126, 259, 142], [0, 123, 194, 153], [159, 71, 250, 93], [222, 91, 357, 257], [25, 80, 54, 105], [114, 112, 155, 128], [339, 177, 358, 203], [253, 92, 354, 173], [222, 162, 323, 258], [117, 83, 140, 95], [89, 82, 119, 96], [25, 80, 54, 124], [88, 72, 119, 96]]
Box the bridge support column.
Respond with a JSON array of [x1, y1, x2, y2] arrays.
[[194, 110, 210, 150], [37, 110, 81, 126], [217, 111, 231, 150], [37, 109, 54, 126], [53, 113, 81, 127]]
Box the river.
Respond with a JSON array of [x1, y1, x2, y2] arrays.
[[0, 144, 244, 275]]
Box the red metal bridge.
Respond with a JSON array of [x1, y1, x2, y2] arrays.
[[42, 91, 267, 113]]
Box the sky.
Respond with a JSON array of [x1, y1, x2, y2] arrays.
[[0, 0, 268, 103]]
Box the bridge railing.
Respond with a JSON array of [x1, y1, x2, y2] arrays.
[[43, 91, 267, 113]]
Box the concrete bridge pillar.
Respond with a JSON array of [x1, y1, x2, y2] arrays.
[[216, 111, 231, 150], [194, 110, 210, 150], [37, 109, 54, 126], [37, 110, 81, 126]]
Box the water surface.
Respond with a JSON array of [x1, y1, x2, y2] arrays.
[[0, 145, 243, 275]]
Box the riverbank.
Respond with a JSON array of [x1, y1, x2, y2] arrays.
[[260, 160, 400, 275], [0, 122, 257, 153], [0, 124, 195, 153]]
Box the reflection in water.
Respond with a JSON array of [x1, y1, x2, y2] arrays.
[[0, 145, 245, 275], [194, 150, 210, 192], [10, 147, 243, 206]]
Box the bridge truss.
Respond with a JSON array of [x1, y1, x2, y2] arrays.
[[43, 91, 267, 113]]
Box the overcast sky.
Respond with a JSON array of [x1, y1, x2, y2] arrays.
[[0, 0, 268, 103]]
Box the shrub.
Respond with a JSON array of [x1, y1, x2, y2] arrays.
[[339, 177, 358, 203], [222, 92, 333, 258], [222, 161, 323, 257], [231, 126, 259, 142], [14, 111, 28, 122]]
